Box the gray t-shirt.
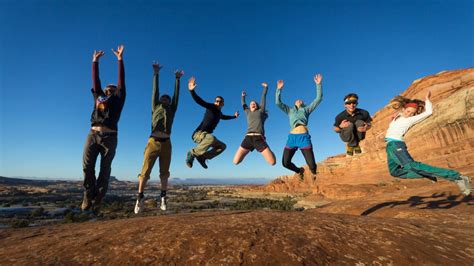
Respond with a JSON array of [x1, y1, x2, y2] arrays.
[[242, 87, 268, 135]]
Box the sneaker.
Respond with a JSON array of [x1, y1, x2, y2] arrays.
[[353, 145, 362, 154], [160, 196, 168, 211], [196, 156, 208, 169], [186, 151, 194, 168], [134, 197, 145, 214], [457, 175, 472, 196]]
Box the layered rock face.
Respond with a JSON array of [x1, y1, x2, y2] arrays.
[[267, 68, 474, 194]]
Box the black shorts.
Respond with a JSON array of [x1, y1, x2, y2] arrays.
[[240, 135, 268, 152]]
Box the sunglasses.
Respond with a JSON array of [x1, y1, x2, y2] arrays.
[[345, 102, 358, 105], [215, 100, 224, 103]]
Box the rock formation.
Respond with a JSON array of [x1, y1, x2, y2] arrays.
[[266, 68, 474, 195]]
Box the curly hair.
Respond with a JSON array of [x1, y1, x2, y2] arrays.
[[389, 95, 425, 115]]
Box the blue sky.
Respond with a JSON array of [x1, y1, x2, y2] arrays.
[[0, 0, 473, 181]]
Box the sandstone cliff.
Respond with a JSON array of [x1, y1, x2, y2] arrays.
[[266, 68, 474, 195]]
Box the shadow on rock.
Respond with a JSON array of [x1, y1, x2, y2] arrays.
[[361, 193, 473, 216]]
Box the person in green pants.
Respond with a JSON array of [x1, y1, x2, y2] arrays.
[[385, 91, 471, 195]]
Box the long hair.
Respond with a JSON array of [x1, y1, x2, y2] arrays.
[[389, 95, 425, 115]]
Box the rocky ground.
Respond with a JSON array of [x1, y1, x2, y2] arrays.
[[1, 180, 472, 265]]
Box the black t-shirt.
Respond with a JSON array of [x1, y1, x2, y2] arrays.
[[334, 108, 372, 127], [190, 90, 236, 136]]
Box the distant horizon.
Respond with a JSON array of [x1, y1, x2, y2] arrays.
[[1, 175, 273, 184]]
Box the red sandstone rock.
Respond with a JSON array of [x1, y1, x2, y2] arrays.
[[266, 68, 474, 196]]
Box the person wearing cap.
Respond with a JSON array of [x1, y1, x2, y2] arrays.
[[134, 62, 184, 214], [385, 91, 471, 196], [333, 93, 372, 156], [185, 76, 239, 169], [276, 74, 323, 180], [81, 45, 126, 213]]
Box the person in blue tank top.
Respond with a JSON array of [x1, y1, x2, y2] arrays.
[[276, 74, 323, 180]]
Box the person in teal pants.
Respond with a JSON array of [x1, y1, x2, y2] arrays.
[[385, 91, 471, 195]]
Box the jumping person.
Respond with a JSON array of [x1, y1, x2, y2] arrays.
[[385, 91, 471, 195], [82, 45, 126, 212], [333, 93, 372, 156], [134, 62, 184, 214], [185, 76, 239, 169], [276, 74, 323, 180], [233, 82, 276, 165]]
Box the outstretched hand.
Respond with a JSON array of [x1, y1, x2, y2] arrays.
[[92, 50, 105, 62], [111, 45, 124, 60], [242, 91, 246, 97], [277, 80, 284, 90], [425, 90, 431, 100], [261, 82, 268, 88], [234, 111, 239, 118], [314, 74, 322, 85], [188, 76, 197, 91], [175, 69, 184, 79], [152, 61, 163, 73]]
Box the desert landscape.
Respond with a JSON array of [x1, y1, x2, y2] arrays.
[[1, 68, 473, 264]]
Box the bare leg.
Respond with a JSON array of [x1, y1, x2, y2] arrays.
[[233, 147, 250, 165], [260, 147, 276, 165]]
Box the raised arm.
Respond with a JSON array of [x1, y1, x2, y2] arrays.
[[304, 74, 323, 113], [172, 69, 184, 111], [188, 76, 214, 109], [112, 45, 125, 97], [151, 61, 163, 111], [407, 91, 433, 125], [260, 82, 268, 111], [92, 50, 105, 96], [241, 91, 249, 111], [275, 80, 290, 114]]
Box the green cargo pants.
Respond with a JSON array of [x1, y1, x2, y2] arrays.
[[386, 141, 460, 181], [191, 131, 227, 160]]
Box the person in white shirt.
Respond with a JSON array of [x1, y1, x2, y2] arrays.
[[385, 91, 471, 196]]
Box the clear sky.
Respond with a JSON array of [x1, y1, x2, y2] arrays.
[[0, 0, 473, 181]]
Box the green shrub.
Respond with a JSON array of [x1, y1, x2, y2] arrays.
[[230, 197, 296, 211], [10, 219, 29, 228]]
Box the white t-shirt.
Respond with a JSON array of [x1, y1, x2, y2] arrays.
[[385, 99, 433, 141]]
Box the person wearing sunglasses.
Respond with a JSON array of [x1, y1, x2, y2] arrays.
[[186, 77, 239, 169], [233, 82, 276, 166], [276, 74, 323, 180], [134, 62, 184, 214], [81, 45, 126, 213], [385, 91, 471, 196], [333, 93, 372, 156]]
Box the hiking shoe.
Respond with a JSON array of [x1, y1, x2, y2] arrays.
[[457, 175, 472, 196], [186, 151, 194, 168], [159, 196, 168, 211], [346, 145, 354, 156], [353, 145, 362, 154], [296, 167, 305, 181], [134, 196, 145, 214], [196, 156, 208, 169]]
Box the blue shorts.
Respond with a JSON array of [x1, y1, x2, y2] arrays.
[[285, 133, 312, 150]]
